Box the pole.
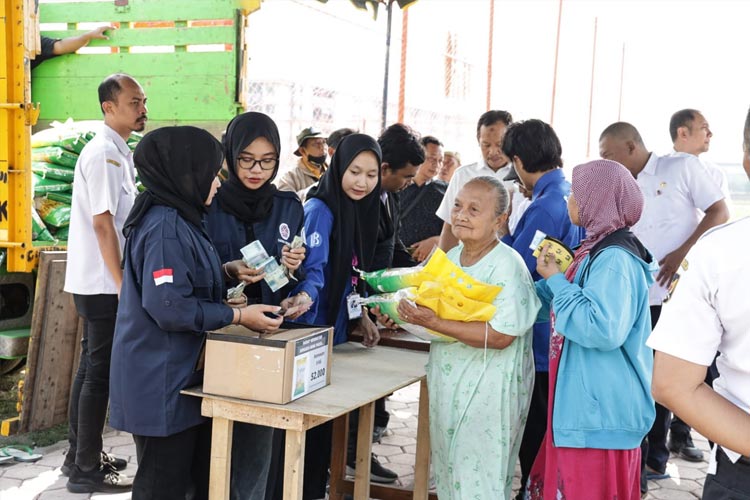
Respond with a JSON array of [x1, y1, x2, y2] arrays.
[[381, 0, 394, 131], [397, 7, 409, 123], [618, 42, 626, 121], [486, 0, 495, 110], [550, 0, 563, 126], [585, 17, 597, 158]]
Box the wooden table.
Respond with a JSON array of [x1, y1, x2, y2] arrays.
[[349, 327, 431, 352], [183, 343, 432, 500]]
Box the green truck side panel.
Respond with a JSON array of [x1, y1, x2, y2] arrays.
[[33, 0, 242, 127], [39, 0, 239, 23], [41, 26, 236, 47]]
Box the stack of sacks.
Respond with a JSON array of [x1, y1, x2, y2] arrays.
[[29, 119, 142, 242], [358, 248, 503, 341]]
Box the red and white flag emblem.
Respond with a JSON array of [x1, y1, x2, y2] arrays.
[[152, 268, 174, 286]]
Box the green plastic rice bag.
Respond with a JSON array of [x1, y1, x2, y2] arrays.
[[127, 132, 143, 151], [33, 174, 72, 194], [31, 161, 75, 182], [361, 288, 448, 341], [67, 134, 91, 154], [32, 146, 79, 168], [31, 128, 79, 149], [35, 198, 71, 228], [362, 288, 418, 327], [53, 226, 70, 241], [31, 206, 56, 242], [47, 192, 73, 204], [358, 266, 429, 293]]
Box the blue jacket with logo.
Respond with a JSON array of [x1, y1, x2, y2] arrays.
[[205, 190, 304, 305], [502, 168, 584, 372], [535, 244, 656, 449], [292, 198, 352, 345], [110, 206, 234, 437]]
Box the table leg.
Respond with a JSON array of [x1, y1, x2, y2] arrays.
[[283, 429, 306, 500], [328, 414, 349, 500], [413, 378, 431, 500], [353, 402, 375, 500], [209, 416, 233, 500]]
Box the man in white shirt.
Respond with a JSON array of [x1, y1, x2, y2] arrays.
[[435, 110, 529, 251], [649, 107, 750, 499], [599, 121, 729, 495], [62, 73, 147, 493], [667, 108, 731, 462], [669, 108, 732, 201]]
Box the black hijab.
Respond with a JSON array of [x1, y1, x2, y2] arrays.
[[215, 112, 280, 224], [123, 126, 223, 236], [307, 134, 382, 323]]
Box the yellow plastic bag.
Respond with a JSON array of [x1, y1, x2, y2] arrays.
[[414, 281, 496, 322], [421, 249, 502, 303]]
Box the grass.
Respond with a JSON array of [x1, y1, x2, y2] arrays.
[[0, 363, 69, 449]]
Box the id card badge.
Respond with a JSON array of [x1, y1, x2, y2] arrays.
[[347, 292, 363, 320]]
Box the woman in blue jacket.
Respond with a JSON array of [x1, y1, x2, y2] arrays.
[[527, 159, 656, 500], [206, 111, 307, 500], [110, 126, 284, 500], [290, 133, 383, 499]]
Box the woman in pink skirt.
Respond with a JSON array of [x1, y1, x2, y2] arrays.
[[527, 159, 656, 499]]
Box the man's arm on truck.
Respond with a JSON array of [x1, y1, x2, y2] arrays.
[[52, 26, 115, 55]]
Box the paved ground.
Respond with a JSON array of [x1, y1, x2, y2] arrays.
[[0, 382, 709, 499]]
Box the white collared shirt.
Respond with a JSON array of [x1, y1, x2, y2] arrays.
[[631, 152, 724, 305], [64, 124, 137, 295], [669, 150, 732, 206], [647, 217, 750, 470], [435, 161, 529, 234]]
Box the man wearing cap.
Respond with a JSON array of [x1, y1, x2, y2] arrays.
[[499, 119, 583, 500], [276, 127, 328, 197]]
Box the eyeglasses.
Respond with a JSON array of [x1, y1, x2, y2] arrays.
[[237, 156, 278, 171]]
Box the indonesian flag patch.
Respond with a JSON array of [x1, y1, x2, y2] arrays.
[[152, 268, 174, 286]]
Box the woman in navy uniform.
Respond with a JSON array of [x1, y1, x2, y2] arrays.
[[110, 126, 284, 500], [206, 112, 308, 500]]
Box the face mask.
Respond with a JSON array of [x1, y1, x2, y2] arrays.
[[307, 154, 327, 166]]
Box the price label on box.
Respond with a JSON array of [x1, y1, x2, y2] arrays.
[[291, 331, 330, 400]]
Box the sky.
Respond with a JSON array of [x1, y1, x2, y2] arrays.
[[245, 0, 750, 167], [38, 0, 750, 167]]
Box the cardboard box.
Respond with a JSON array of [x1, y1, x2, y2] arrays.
[[203, 324, 333, 404]]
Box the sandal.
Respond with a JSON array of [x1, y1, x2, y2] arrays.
[[1, 445, 43, 463]]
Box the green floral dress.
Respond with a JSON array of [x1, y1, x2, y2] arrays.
[[427, 242, 539, 500]]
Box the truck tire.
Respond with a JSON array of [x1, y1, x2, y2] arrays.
[[0, 358, 24, 375], [0, 273, 35, 331]]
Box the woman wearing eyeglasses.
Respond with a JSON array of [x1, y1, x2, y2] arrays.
[[206, 111, 309, 500]]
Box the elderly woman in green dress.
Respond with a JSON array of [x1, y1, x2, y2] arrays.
[[397, 176, 540, 499]]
